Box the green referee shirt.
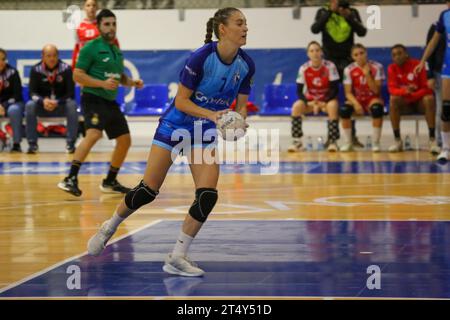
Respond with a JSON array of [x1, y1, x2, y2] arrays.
[[76, 36, 124, 101]]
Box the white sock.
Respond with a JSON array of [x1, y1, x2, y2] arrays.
[[172, 231, 194, 257], [108, 212, 125, 230], [343, 128, 352, 144], [442, 131, 450, 150], [373, 127, 382, 144]]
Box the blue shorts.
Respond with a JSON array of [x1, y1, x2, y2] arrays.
[[152, 120, 218, 154]]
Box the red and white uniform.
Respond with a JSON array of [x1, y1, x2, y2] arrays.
[[296, 60, 339, 102], [387, 58, 433, 104], [343, 60, 385, 111], [71, 19, 120, 69]]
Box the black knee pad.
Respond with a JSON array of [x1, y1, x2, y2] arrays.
[[339, 104, 354, 119], [189, 188, 218, 223], [124, 180, 158, 210], [441, 100, 450, 122], [370, 103, 384, 119]]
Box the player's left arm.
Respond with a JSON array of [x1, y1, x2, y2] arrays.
[[237, 55, 255, 120], [234, 94, 248, 119], [120, 73, 143, 88]]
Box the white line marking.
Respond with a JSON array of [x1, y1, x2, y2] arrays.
[[0, 219, 163, 294]]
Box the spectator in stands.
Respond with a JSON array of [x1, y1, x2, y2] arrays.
[[387, 44, 439, 154], [0, 48, 24, 153], [72, 0, 120, 69], [426, 21, 446, 147], [340, 44, 385, 152], [288, 41, 340, 152], [311, 0, 367, 149], [25, 44, 78, 154]]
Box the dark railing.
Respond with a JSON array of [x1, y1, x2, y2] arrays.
[[0, 0, 446, 10]]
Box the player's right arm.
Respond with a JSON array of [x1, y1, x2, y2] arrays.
[[73, 43, 117, 90], [73, 68, 118, 90], [416, 11, 445, 74], [416, 31, 442, 74]]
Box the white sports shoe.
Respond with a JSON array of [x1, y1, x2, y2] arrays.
[[388, 139, 403, 153], [372, 142, 381, 153], [437, 150, 449, 163], [340, 143, 353, 152], [87, 221, 116, 256], [287, 140, 305, 152], [163, 254, 205, 277], [429, 140, 441, 155], [327, 141, 338, 152]]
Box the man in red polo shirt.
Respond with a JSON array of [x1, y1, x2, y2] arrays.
[[387, 44, 439, 153]]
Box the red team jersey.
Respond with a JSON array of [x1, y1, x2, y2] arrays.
[[387, 58, 433, 104], [343, 60, 385, 110], [71, 19, 120, 69], [296, 60, 339, 102]]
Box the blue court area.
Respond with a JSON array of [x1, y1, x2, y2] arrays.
[[0, 160, 449, 175], [1, 220, 450, 298]]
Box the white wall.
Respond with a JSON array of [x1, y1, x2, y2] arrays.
[[0, 4, 445, 50]]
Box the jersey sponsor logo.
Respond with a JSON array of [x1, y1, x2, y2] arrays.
[[194, 91, 232, 106], [104, 72, 120, 79], [185, 65, 197, 77], [407, 72, 415, 81], [312, 77, 322, 87], [102, 57, 110, 62]]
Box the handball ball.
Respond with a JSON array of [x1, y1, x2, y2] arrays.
[[217, 111, 247, 141]]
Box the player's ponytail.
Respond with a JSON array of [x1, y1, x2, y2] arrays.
[[204, 17, 215, 44], [204, 7, 241, 44]]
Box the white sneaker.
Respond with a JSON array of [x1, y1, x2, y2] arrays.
[[429, 140, 441, 155], [437, 150, 449, 163], [287, 140, 304, 152], [163, 254, 205, 277], [372, 142, 381, 153], [388, 139, 403, 153], [327, 141, 338, 152], [340, 143, 353, 152], [87, 221, 116, 256]]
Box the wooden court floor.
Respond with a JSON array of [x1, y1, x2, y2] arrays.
[[1, 150, 449, 299]]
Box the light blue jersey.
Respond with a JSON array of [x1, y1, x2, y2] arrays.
[[436, 8, 450, 78], [160, 41, 255, 129], [152, 41, 255, 153]]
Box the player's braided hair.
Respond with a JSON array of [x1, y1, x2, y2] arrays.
[[204, 7, 241, 44]]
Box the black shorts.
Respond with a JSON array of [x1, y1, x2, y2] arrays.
[[82, 92, 130, 139]]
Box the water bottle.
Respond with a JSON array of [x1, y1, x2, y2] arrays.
[[306, 136, 313, 151], [366, 136, 372, 150], [317, 136, 324, 151], [404, 135, 412, 150]]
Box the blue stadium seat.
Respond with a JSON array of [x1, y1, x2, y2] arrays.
[[22, 86, 29, 102], [75, 85, 81, 106], [337, 82, 346, 105], [248, 89, 256, 102], [125, 84, 169, 116], [261, 83, 297, 116], [381, 83, 390, 114]]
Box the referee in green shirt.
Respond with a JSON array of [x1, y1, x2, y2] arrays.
[[59, 9, 143, 197]]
